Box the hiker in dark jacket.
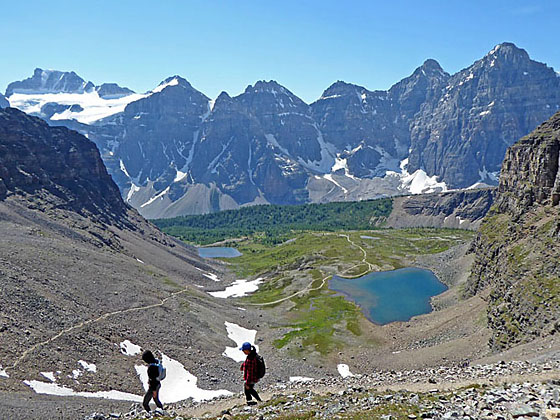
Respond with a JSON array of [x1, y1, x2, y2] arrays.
[[141, 350, 164, 413], [240, 342, 262, 405]]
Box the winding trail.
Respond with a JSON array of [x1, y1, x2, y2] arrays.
[[245, 232, 375, 307], [244, 273, 331, 307], [7, 233, 375, 370], [337, 233, 375, 276], [7, 286, 194, 372]]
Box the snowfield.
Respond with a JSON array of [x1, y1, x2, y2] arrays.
[[209, 278, 263, 298], [8, 91, 148, 124]]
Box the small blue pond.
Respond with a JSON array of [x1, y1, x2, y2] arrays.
[[329, 267, 447, 325], [197, 247, 242, 258]]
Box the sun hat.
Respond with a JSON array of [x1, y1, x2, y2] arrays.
[[240, 342, 252, 351]]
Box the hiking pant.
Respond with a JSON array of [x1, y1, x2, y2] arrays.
[[244, 382, 261, 402], [143, 382, 163, 412]]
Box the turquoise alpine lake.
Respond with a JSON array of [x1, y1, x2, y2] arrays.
[[329, 267, 447, 325], [197, 247, 242, 258]]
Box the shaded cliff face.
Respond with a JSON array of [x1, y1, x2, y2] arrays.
[[384, 188, 495, 230], [0, 108, 128, 224], [467, 111, 560, 349]]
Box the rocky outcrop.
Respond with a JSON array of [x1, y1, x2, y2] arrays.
[[6, 68, 95, 95], [384, 188, 495, 229], [0, 93, 8, 108], [467, 111, 560, 349], [95, 83, 134, 99], [0, 108, 128, 224]]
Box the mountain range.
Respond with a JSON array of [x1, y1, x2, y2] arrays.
[[5, 42, 560, 218]]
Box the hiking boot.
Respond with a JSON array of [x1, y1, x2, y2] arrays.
[[247, 400, 257, 406]]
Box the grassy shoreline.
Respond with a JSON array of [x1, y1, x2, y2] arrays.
[[204, 228, 476, 355]]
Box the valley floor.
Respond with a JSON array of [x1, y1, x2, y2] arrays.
[[2, 226, 557, 419]]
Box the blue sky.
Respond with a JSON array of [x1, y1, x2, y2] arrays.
[[2, 1, 558, 103]]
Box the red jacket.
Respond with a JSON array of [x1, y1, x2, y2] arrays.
[[241, 349, 259, 383]]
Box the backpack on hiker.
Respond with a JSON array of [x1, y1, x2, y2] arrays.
[[256, 354, 266, 379], [151, 359, 166, 381]]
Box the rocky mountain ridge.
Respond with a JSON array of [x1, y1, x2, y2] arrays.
[[383, 188, 496, 230], [0, 108, 128, 226], [5, 43, 560, 217], [467, 111, 560, 349], [6, 68, 133, 97]]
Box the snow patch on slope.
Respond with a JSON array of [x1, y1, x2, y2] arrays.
[[386, 158, 448, 194], [223, 322, 258, 362], [151, 77, 179, 94], [24, 380, 142, 402], [337, 364, 355, 378], [209, 278, 263, 298], [298, 124, 336, 173], [120, 340, 142, 356], [135, 354, 232, 403]]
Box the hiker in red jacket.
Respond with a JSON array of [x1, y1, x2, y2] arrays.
[[240, 342, 262, 405]]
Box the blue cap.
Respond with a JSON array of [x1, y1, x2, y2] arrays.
[[240, 342, 252, 351]]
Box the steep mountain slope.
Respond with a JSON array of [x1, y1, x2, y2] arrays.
[[409, 43, 560, 188], [0, 109, 264, 404], [0, 108, 127, 223], [6, 43, 560, 217], [467, 111, 560, 349]]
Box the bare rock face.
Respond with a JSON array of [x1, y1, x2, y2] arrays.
[[408, 43, 560, 188], [497, 113, 560, 212], [6, 68, 95, 95], [94, 83, 134, 99], [0, 108, 128, 224], [384, 188, 495, 229], [0, 93, 8, 108], [191, 89, 309, 205], [467, 111, 560, 349]]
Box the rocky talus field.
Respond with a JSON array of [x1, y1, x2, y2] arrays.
[[82, 357, 560, 419]]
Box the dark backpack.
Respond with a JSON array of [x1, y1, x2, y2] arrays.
[[150, 360, 166, 381], [256, 354, 266, 378]]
